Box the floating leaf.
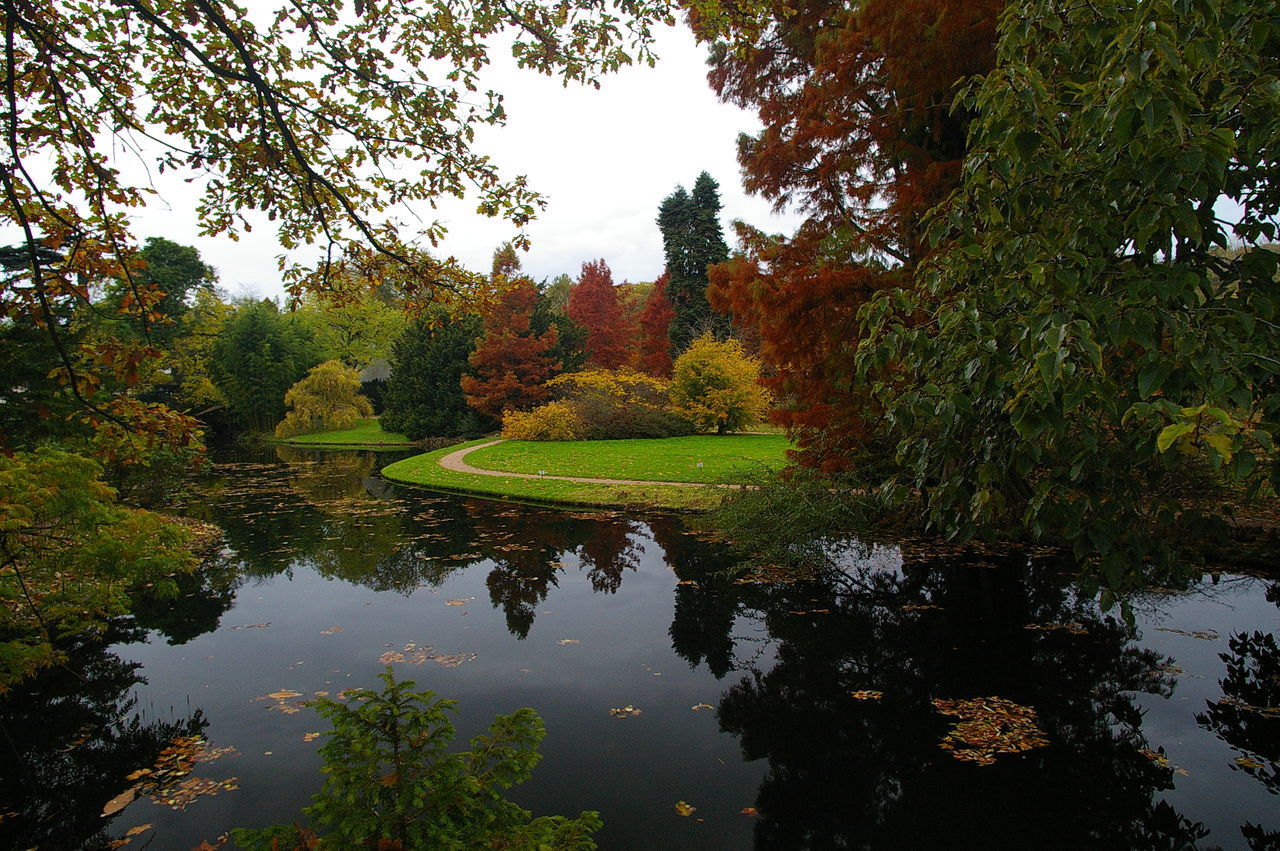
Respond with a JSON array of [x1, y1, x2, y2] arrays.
[[609, 705, 642, 718], [674, 800, 696, 817], [1235, 756, 1265, 770], [932, 696, 1049, 765], [124, 824, 153, 837], [230, 623, 270, 630], [691, 703, 713, 711], [851, 690, 884, 701], [265, 690, 303, 700], [320, 626, 343, 635], [101, 786, 137, 816], [1155, 627, 1220, 640], [557, 639, 580, 646], [739, 807, 758, 817], [303, 732, 321, 742]]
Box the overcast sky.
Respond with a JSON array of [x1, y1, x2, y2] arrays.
[[122, 23, 804, 300]]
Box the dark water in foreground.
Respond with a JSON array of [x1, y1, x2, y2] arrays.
[[1, 447, 1278, 849]]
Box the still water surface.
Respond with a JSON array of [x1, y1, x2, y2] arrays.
[[1, 447, 1277, 849]]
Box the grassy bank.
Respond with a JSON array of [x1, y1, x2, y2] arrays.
[[467, 434, 789, 483], [379, 435, 790, 510], [277, 418, 413, 448]]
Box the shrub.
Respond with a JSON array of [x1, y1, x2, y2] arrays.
[[670, 334, 771, 434], [274, 360, 374, 439], [502, 401, 588, 441], [503, 368, 696, 440]]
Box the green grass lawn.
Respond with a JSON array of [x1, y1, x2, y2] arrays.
[[278, 418, 413, 448], [467, 434, 790, 483], [379, 434, 792, 511]]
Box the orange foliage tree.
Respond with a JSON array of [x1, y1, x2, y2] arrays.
[[692, 0, 1002, 471], [636, 270, 676, 377], [461, 280, 560, 418], [567, 259, 632, 369]]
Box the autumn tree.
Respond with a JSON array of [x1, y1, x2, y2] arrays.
[[567, 259, 631, 368], [693, 0, 1002, 470], [670, 334, 771, 434], [461, 280, 560, 418], [657, 172, 732, 352], [637, 270, 676, 376], [274, 360, 375, 439]]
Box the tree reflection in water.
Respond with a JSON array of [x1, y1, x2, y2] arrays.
[[1198, 629, 1280, 848], [662, 531, 1210, 847], [0, 630, 207, 850]]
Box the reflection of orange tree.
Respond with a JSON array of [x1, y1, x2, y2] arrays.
[[666, 544, 1208, 847], [476, 505, 642, 638]]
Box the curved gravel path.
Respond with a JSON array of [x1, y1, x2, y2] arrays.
[[437, 439, 732, 488]]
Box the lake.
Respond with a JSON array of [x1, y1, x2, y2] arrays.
[[1, 446, 1277, 849]]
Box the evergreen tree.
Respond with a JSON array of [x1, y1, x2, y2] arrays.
[[209, 300, 319, 432], [532, 284, 588, 374], [382, 311, 494, 439], [657, 172, 731, 353]]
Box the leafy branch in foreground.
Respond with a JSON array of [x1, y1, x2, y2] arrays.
[[233, 668, 601, 849]]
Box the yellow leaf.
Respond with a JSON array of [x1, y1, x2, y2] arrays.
[[674, 800, 696, 817], [102, 786, 138, 817]]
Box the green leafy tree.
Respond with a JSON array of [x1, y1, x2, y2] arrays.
[[670, 333, 771, 434], [233, 669, 602, 849], [657, 172, 732, 353], [382, 311, 496, 439], [101, 237, 217, 346], [0, 449, 196, 690], [292, 292, 407, 368], [210, 300, 320, 433], [168, 286, 236, 414], [854, 0, 1280, 587], [274, 360, 375, 439]]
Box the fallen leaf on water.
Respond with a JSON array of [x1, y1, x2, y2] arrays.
[[446, 598, 474, 606], [676, 580, 697, 586], [266, 690, 303, 700], [557, 639, 579, 646], [230, 623, 270, 630], [303, 732, 321, 742], [739, 807, 758, 817], [125, 824, 153, 837], [320, 626, 343, 635], [101, 786, 137, 816], [691, 703, 713, 711], [902, 604, 942, 612], [1235, 756, 1265, 770], [851, 690, 884, 701], [932, 696, 1049, 765], [1024, 622, 1088, 635], [1155, 627, 1220, 641], [674, 801, 696, 817], [609, 705, 642, 718]]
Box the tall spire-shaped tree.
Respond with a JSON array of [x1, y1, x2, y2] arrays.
[[657, 173, 732, 354]]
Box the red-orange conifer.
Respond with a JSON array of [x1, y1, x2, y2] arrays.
[[567, 259, 630, 370], [694, 0, 1002, 471], [636, 271, 675, 377], [461, 279, 559, 418]]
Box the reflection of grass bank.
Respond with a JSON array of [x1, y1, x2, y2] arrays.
[[380, 438, 750, 511], [277, 418, 413, 448]]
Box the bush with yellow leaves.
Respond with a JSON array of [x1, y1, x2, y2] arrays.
[[670, 335, 772, 434], [500, 368, 695, 441]]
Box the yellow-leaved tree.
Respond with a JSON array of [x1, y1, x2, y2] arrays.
[[275, 361, 374, 439], [670, 335, 772, 434]]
